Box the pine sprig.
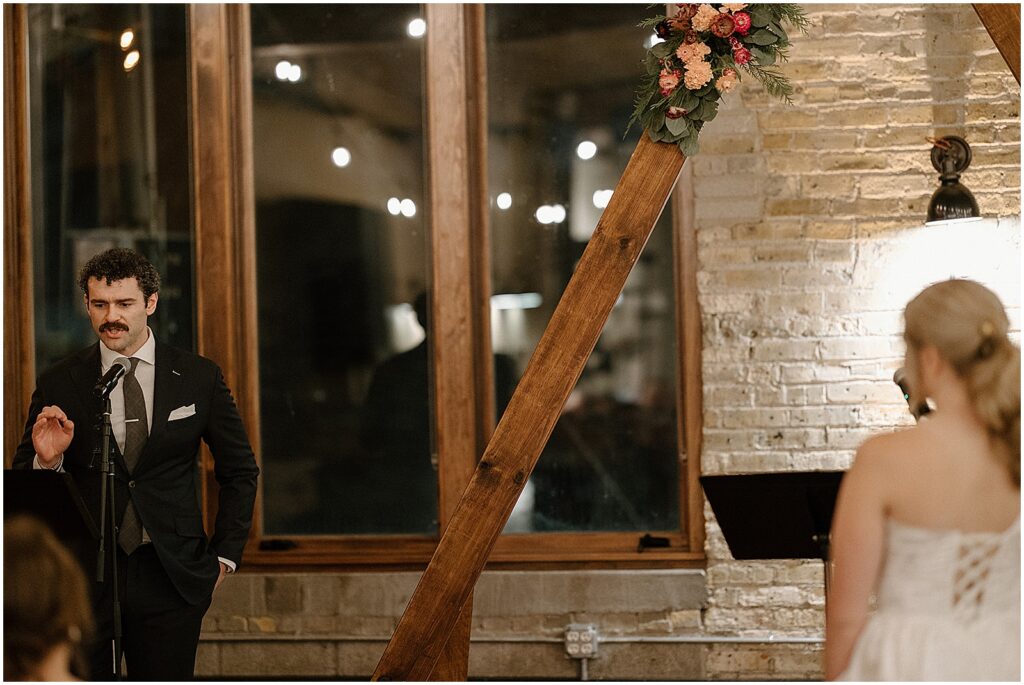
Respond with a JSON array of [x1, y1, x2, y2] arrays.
[[742, 63, 795, 103], [771, 4, 810, 33]]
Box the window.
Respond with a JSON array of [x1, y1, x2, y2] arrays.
[[26, 4, 193, 369], [486, 7, 681, 536], [249, 4, 435, 537], [7, 4, 703, 565]]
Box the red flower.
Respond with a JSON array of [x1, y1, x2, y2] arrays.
[[683, 29, 700, 45], [729, 36, 742, 48], [666, 106, 687, 119], [655, 19, 673, 40], [732, 11, 752, 35], [732, 47, 753, 65], [710, 13, 736, 38]]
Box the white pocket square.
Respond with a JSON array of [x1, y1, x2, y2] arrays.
[[168, 404, 196, 421]]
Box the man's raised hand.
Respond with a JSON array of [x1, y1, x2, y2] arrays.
[[32, 406, 74, 466]]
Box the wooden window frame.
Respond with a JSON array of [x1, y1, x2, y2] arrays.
[[4, 3, 704, 568]]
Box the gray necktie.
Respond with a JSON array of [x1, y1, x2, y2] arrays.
[[118, 357, 147, 554]]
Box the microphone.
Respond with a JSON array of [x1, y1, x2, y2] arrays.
[[94, 357, 131, 399], [893, 367, 930, 420]]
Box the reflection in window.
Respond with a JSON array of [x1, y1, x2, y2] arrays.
[[487, 7, 681, 533], [250, 5, 435, 535], [28, 4, 193, 370]]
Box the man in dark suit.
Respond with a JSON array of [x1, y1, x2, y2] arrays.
[[13, 248, 259, 680]]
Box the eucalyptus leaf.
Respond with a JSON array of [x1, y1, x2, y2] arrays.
[[680, 136, 700, 157], [682, 92, 700, 111], [766, 21, 786, 37], [750, 46, 775, 65], [651, 42, 672, 59], [651, 110, 666, 132], [665, 114, 690, 136], [750, 7, 772, 27], [746, 29, 780, 46], [703, 100, 719, 122]]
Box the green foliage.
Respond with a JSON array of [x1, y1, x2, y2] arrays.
[[627, 3, 804, 155]]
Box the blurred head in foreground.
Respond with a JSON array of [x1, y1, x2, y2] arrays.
[[4, 515, 94, 681]]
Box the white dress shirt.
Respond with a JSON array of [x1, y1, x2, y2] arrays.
[[34, 328, 235, 572]]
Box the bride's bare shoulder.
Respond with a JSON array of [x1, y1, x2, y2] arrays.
[[857, 425, 921, 458]]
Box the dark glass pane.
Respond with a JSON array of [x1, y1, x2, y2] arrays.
[[251, 4, 434, 536], [29, 4, 194, 370], [487, 6, 681, 534]]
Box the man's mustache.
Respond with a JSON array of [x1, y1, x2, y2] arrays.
[[99, 322, 128, 333]]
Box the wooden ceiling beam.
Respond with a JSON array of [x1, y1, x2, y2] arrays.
[[974, 4, 1021, 84]]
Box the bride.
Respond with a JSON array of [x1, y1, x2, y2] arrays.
[[825, 279, 1020, 681]]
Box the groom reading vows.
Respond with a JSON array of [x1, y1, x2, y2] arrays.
[[13, 248, 259, 680]]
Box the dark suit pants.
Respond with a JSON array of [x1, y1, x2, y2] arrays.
[[88, 544, 212, 681]]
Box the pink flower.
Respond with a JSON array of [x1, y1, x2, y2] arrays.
[[710, 12, 736, 38], [659, 69, 682, 96], [729, 36, 742, 48], [716, 67, 738, 93], [666, 106, 688, 119], [732, 11, 752, 35], [683, 59, 713, 90], [690, 4, 719, 32], [675, 41, 711, 64], [732, 46, 753, 65]]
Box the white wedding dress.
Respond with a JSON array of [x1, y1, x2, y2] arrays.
[[840, 516, 1021, 681]]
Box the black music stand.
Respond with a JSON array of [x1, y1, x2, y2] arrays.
[[700, 471, 844, 613], [4, 470, 98, 560]]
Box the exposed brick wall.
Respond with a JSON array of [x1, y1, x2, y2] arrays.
[[199, 571, 707, 679], [696, 4, 1020, 679]]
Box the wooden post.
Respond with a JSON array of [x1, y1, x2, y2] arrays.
[[423, 4, 490, 681], [188, 4, 261, 532], [373, 133, 686, 681], [3, 4, 34, 467], [974, 4, 1021, 84]]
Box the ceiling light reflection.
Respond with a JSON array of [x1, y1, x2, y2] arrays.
[[576, 141, 597, 160], [408, 18, 427, 38], [331, 147, 351, 168], [123, 50, 140, 72]]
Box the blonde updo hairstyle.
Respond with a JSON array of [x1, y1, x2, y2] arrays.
[[903, 279, 1020, 486]]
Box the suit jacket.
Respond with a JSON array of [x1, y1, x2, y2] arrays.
[[13, 342, 259, 605]]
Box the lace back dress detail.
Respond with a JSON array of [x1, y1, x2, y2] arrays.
[[840, 517, 1020, 681], [952, 536, 1001, 621]]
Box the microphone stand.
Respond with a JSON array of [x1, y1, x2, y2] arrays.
[[95, 392, 123, 681]]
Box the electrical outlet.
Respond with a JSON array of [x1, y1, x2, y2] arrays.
[[564, 623, 599, 659]]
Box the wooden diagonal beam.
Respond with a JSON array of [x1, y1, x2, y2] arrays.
[[372, 133, 685, 681], [974, 3, 1021, 84]]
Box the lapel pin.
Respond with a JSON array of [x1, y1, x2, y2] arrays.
[[172, 370, 181, 376]]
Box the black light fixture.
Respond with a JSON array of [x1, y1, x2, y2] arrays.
[[926, 135, 981, 225]]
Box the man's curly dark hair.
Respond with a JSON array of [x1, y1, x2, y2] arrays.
[[78, 248, 161, 300]]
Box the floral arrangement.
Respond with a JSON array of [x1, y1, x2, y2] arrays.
[[627, 3, 808, 156]]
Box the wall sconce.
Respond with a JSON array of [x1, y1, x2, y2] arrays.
[[926, 135, 981, 225]]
